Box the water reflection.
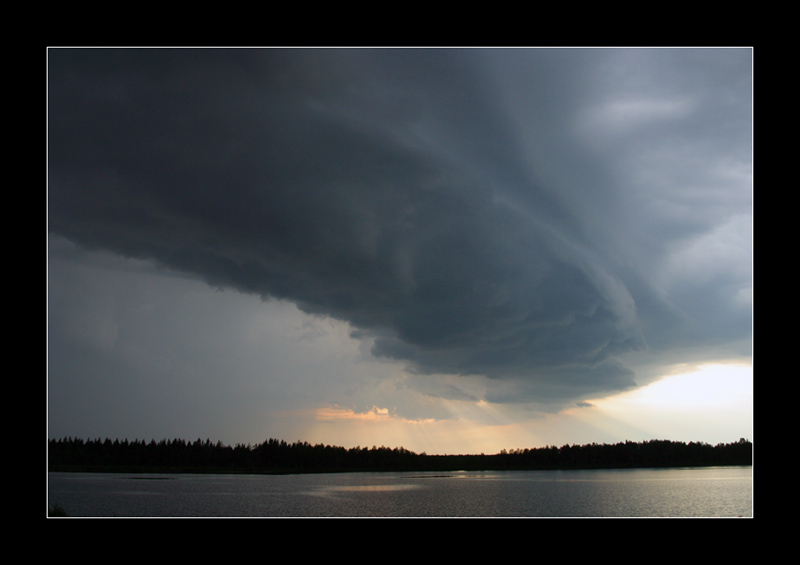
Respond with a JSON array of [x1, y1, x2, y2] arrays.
[[325, 484, 421, 492], [48, 467, 752, 517]]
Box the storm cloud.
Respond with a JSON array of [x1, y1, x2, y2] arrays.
[[48, 48, 752, 406]]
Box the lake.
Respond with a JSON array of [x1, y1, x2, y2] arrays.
[[47, 466, 752, 518]]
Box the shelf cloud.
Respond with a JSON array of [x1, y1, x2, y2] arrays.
[[48, 48, 752, 409]]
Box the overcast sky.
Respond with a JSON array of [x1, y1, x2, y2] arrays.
[[47, 47, 752, 453]]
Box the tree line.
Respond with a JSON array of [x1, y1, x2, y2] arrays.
[[48, 436, 752, 474]]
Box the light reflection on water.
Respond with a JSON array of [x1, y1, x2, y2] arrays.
[[48, 466, 752, 518], [322, 484, 421, 492]]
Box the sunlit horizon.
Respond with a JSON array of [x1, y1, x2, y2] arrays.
[[288, 362, 752, 456]]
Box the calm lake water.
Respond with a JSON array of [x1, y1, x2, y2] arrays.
[[48, 466, 752, 518]]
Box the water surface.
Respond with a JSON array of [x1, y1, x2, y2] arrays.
[[48, 466, 752, 517]]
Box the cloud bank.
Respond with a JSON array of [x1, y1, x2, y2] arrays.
[[48, 48, 752, 407]]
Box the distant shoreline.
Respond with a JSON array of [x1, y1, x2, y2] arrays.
[[48, 437, 752, 475], [48, 463, 753, 476]]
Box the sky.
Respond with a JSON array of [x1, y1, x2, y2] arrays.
[[47, 47, 753, 455]]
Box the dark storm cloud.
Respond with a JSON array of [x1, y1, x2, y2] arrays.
[[48, 47, 752, 404]]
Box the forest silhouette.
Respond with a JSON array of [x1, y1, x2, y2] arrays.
[[48, 437, 752, 475]]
